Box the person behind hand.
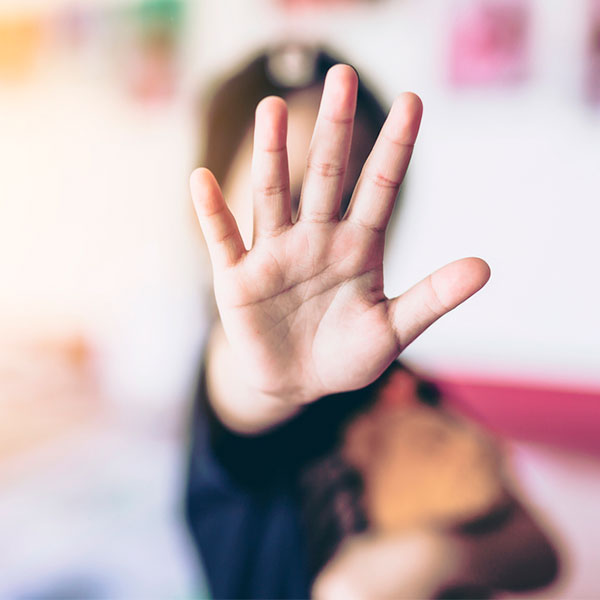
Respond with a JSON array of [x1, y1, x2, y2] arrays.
[[184, 45, 492, 599]]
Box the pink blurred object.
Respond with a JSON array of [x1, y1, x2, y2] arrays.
[[124, 40, 177, 103], [436, 374, 600, 457], [278, 0, 376, 11], [449, 0, 531, 86], [53, 4, 95, 49], [586, 0, 600, 105]]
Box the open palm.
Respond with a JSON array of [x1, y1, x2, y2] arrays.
[[191, 65, 489, 406]]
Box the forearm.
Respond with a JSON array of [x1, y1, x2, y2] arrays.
[[206, 324, 303, 434]]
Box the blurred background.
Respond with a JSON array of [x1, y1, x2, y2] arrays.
[[0, 0, 598, 597]]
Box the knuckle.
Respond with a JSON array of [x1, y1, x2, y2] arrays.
[[255, 182, 289, 198], [214, 227, 238, 245], [426, 274, 449, 314], [306, 157, 346, 179], [366, 170, 401, 190], [382, 131, 415, 150], [301, 209, 337, 224], [350, 216, 385, 234], [321, 113, 354, 126], [203, 202, 227, 219]]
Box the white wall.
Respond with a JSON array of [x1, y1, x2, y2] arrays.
[[0, 5, 208, 408]]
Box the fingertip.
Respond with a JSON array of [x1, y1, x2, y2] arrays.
[[436, 256, 491, 308], [397, 92, 423, 118], [190, 165, 208, 179], [189, 167, 209, 193], [326, 63, 359, 87], [321, 64, 358, 118], [190, 167, 224, 216], [386, 92, 423, 145], [454, 256, 491, 292], [255, 96, 288, 151], [256, 95, 288, 120], [190, 166, 218, 194], [468, 256, 492, 286]]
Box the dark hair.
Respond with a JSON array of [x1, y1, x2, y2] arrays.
[[198, 44, 388, 209]]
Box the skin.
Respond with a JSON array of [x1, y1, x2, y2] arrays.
[[190, 64, 491, 434]]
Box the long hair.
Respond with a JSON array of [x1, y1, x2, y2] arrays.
[[197, 44, 388, 213]]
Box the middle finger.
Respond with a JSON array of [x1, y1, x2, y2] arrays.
[[297, 64, 358, 224]]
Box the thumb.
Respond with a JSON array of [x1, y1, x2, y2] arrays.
[[388, 257, 491, 349]]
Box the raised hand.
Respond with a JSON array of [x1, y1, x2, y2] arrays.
[[191, 65, 489, 428]]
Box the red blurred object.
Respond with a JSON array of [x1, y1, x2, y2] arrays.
[[586, 0, 600, 105], [449, 0, 531, 86], [436, 374, 600, 457]]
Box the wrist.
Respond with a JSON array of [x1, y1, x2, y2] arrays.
[[205, 324, 303, 434]]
